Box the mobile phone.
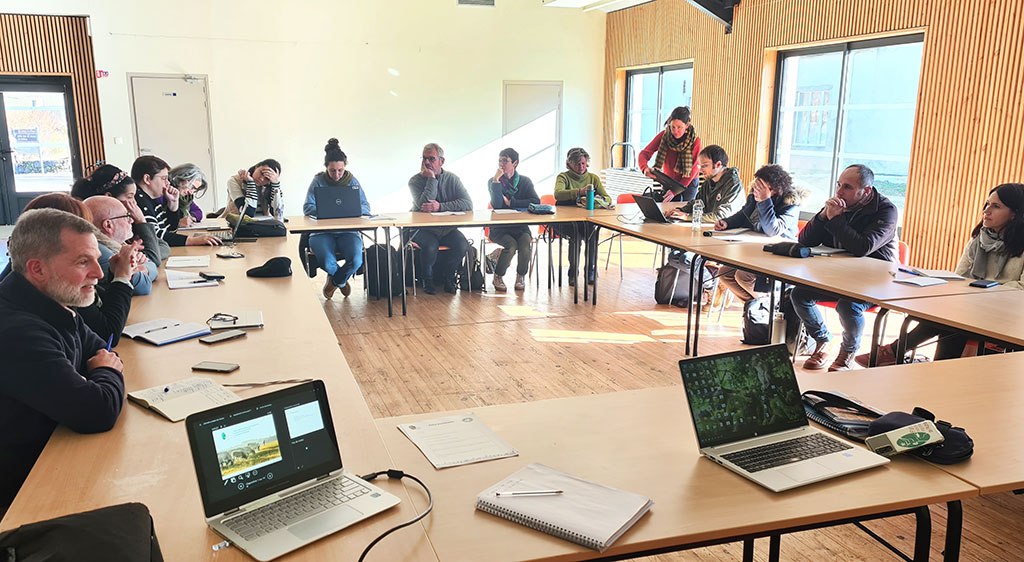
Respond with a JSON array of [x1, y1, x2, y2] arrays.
[[199, 271, 225, 281], [969, 279, 998, 288], [191, 361, 240, 373], [199, 329, 247, 345], [217, 251, 245, 259]]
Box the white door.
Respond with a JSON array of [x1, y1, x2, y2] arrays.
[[129, 74, 217, 211], [502, 82, 562, 195]]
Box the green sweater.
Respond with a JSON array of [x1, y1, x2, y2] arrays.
[[553, 170, 609, 206]]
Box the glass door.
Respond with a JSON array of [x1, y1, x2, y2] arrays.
[[0, 76, 81, 224]]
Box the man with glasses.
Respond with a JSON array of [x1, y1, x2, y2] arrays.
[[790, 164, 899, 371], [406, 143, 472, 294], [83, 195, 159, 296]]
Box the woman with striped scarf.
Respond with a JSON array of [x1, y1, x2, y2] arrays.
[[638, 106, 701, 202]]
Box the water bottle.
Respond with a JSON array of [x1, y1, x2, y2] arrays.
[[585, 184, 595, 210], [691, 199, 704, 230]]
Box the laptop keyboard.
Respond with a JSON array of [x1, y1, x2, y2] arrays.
[[224, 476, 370, 541], [722, 433, 852, 473]]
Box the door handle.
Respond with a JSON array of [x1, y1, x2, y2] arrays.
[[139, 148, 152, 154]]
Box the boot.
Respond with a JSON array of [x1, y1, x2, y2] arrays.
[[514, 275, 525, 291], [828, 350, 856, 371], [803, 341, 830, 370], [493, 275, 507, 292], [322, 276, 337, 299], [855, 342, 897, 368]]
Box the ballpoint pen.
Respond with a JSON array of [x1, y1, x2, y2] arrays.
[[495, 490, 563, 497], [106, 333, 113, 351]]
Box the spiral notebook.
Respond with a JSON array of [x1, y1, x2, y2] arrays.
[[475, 463, 653, 552]]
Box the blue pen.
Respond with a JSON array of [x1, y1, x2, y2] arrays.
[[106, 334, 114, 351], [898, 266, 922, 276]]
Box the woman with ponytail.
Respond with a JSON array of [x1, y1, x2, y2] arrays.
[[302, 138, 371, 299]]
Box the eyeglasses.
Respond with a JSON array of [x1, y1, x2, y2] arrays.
[[422, 156, 439, 162], [498, 158, 512, 164], [207, 312, 238, 325], [109, 213, 132, 222]]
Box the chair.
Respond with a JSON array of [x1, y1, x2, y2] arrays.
[[297, 231, 369, 296], [598, 193, 642, 278], [404, 234, 474, 296], [480, 204, 540, 289], [537, 194, 565, 288]]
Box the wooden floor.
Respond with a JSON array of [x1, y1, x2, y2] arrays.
[[310, 235, 1023, 562]]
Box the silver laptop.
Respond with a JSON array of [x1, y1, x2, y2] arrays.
[[633, 194, 683, 224], [310, 185, 363, 220], [679, 345, 888, 492], [185, 380, 400, 561]]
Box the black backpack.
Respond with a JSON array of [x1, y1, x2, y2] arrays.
[[741, 296, 772, 345], [0, 502, 163, 561], [654, 250, 711, 306], [364, 244, 404, 297], [456, 244, 485, 291]]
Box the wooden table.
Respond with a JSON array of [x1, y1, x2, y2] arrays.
[[376, 386, 975, 562], [877, 289, 1024, 351], [0, 236, 437, 562]]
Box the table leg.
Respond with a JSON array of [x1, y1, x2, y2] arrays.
[[394, 227, 407, 316], [768, 534, 781, 562], [913, 505, 932, 562], [591, 225, 599, 306], [384, 226, 393, 318], [768, 278, 777, 343], [869, 308, 890, 367], [896, 316, 914, 365], [742, 538, 754, 562], [693, 255, 706, 356], [572, 222, 579, 305], [944, 500, 962, 562], [685, 252, 695, 356]]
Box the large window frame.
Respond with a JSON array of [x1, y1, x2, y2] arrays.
[[769, 34, 924, 223], [623, 62, 693, 167]]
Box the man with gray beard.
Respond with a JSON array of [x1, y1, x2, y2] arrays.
[[0, 208, 125, 513]]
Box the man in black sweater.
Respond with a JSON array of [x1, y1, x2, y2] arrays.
[[0, 209, 126, 513], [791, 164, 899, 371]]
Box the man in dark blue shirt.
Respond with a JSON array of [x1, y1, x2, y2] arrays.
[[0, 209, 125, 512]]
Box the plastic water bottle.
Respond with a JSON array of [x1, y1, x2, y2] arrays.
[[691, 199, 704, 230], [585, 184, 595, 210]]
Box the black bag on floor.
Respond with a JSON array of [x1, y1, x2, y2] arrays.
[[0, 502, 163, 561], [456, 244, 485, 291], [364, 244, 403, 297], [742, 296, 772, 345], [654, 250, 712, 306]]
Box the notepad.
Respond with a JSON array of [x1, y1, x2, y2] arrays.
[[894, 276, 948, 287], [122, 318, 211, 345], [166, 255, 211, 268], [166, 269, 218, 289], [476, 463, 653, 552], [430, 211, 467, 216], [128, 377, 238, 422], [901, 267, 964, 280], [809, 245, 848, 256], [397, 413, 518, 468], [492, 209, 519, 214], [208, 311, 264, 330]]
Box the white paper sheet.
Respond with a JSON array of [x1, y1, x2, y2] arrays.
[[398, 413, 518, 469], [166, 269, 218, 289], [166, 255, 211, 268]]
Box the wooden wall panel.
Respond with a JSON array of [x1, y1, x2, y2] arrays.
[[605, 0, 1024, 269], [0, 14, 104, 178]]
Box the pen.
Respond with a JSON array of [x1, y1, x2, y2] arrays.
[[143, 323, 179, 334], [495, 490, 563, 497], [191, 279, 212, 284], [106, 334, 113, 351], [898, 266, 922, 276]]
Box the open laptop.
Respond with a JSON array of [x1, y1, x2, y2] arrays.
[[185, 380, 400, 561], [310, 185, 363, 220], [679, 345, 888, 492], [633, 194, 683, 224], [212, 201, 257, 244]]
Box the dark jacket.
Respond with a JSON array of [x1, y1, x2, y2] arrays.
[[676, 167, 743, 220], [488, 173, 540, 239], [723, 190, 803, 239], [798, 189, 899, 261], [0, 272, 125, 510]]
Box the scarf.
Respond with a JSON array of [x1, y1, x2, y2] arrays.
[[323, 170, 354, 187], [652, 125, 696, 176], [499, 172, 520, 199], [969, 227, 1008, 280]]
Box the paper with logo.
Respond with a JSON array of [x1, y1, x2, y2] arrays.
[[397, 413, 517, 469]]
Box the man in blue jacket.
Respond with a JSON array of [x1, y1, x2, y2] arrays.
[[0, 209, 126, 512], [791, 164, 899, 371]]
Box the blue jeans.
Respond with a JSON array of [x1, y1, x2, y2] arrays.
[[789, 287, 872, 353], [308, 232, 363, 287]]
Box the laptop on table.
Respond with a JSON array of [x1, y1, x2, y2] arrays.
[[212, 201, 257, 244], [633, 194, 683, 224], [679, 344, 888, 492], [185, 380, 400, 561], [310, 185, 363, 220]]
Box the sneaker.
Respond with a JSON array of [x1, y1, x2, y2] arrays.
[[322, 276, 337, 299], [855, 343, 896, 368], [423, 279, 437, 295], [339, 281, 352, 297], [803, 342, 830, 370], [493, 275, 507, 292], [828, 350, 856, 371], [514, 275, 525, 291]]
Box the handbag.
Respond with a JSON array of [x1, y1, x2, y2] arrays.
[[0, 502, 163, 561], [868, 408, 974, 464]]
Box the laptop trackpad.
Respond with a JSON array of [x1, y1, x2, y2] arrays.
[[289, 505, 362, 541], [779, 461, 831, 482]]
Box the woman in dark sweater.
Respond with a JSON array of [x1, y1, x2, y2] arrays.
[[487, 148, 540, 292]]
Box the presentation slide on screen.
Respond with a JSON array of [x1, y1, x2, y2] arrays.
[[214, 414, 282, 479], [285, 401, 324, 439]]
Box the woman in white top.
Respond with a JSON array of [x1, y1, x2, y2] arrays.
[[857, 182, 1024, 366]]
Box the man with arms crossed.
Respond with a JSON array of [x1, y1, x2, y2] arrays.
[[0, 209, 126, 513], [791, 164, 899, 371], [406, 143, 472, 294]]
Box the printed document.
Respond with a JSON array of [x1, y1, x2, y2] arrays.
[[398, 413, 518, 468]]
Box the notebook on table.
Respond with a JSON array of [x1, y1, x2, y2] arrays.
[[122, 318, 211, 345], [185, 380, 400, 561], [679, 344, 888, 492], [475, 462, 653, 552], [309, 185, 362, 220]]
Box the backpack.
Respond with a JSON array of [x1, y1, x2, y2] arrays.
[[654, 250, 711, 306], [364, 244, 404, 297], [456, 243, 485, 291], [741, 296, 772, 345]]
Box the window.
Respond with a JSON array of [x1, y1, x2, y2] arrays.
[[771, 35, 923, 224], [624, 63, 693, 166]]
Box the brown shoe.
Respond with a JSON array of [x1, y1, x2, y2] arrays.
[[854, 343, 896, 368], [493, 275, 507, 292], [339, 281, 352, 297], [322, 276, 337, 299], [514, 275, 525, 291], [829, 350, 856, 371], [803, 342, 830, 370]]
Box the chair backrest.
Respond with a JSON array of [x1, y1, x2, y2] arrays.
[[797, 219, 809, 234], [898, 240, 910, 266], [617, 193, 640, 205], [540, 194, 556, 206]]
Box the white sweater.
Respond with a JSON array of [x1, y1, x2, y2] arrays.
[[954, 237, 1024, 289]]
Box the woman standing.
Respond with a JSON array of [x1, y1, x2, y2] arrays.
[[302, 139, 371, 299], [487, 148, 540, 292], [637, 106, 701, 202], [856, 183, 1024, 366]]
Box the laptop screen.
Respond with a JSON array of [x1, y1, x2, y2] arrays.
[[186, 380, 342, 517], [679, 345, 807, 449]]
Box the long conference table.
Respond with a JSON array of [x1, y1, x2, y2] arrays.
[[3, 205, 1022, 562]]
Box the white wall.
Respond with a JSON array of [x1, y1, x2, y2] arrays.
[[4, 1, 606, 214]]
